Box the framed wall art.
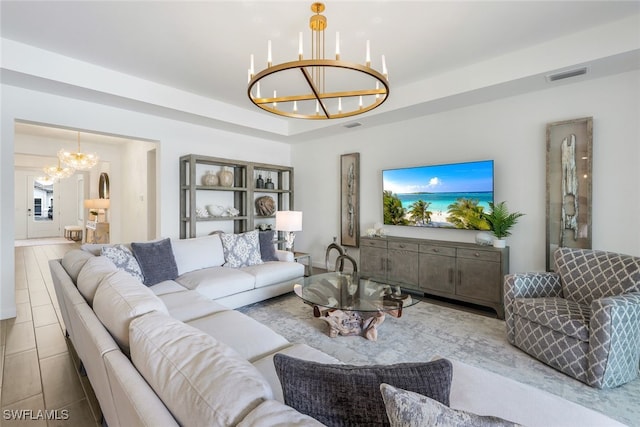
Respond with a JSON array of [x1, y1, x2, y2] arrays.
[[546, 117, 593, 271], [340, 153, 360, 247]]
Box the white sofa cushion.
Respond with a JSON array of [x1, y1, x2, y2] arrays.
[[159, 290, 229, 322], [61, 249, 95, 283], [93, 270, 168, 352], [252, 343, 341, 403], [129, 311, 272, 427], [171, 235, 225, 276], [149, 280, 188, 296], [241, 261, 304, 288], [237, 400, 325, 427], [176, 267, 255, 299], [448, 359, 626, 427], [77, 256, 118, 306], [186, 310, 290, 362]]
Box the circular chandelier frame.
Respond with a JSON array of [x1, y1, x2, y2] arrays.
[[248, 59, 389, 120]]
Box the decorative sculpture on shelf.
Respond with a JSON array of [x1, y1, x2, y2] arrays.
[[255, 196, 276, 216]]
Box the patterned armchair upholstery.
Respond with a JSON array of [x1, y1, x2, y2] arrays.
[[504, 247, 640, 389]]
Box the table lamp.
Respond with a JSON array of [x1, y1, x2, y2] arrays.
[[84, 198, 110, 222], [275, 210, 302, 251]]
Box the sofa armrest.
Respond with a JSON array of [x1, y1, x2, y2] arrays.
[[504, 272, 562, 343], [276, 250, 294, 262], [588, 292, 640, 388]]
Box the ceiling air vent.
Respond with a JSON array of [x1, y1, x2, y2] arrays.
[[344, 122, 362, 129], [546, 67, 588, 82]]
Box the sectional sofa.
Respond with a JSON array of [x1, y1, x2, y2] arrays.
[[49, 234, 626, 426]]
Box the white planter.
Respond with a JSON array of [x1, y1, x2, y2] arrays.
[[493, 239, 506, 248]]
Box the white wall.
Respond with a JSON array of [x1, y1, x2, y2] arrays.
[[0, 84, 293, 319], [292, 70, 640, 274]]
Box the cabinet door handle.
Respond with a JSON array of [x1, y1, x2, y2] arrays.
[[433, 248, 440, 253], [399, 244, 405, 248], [448, 268, 453, 283], [474, 252, 480, 257]]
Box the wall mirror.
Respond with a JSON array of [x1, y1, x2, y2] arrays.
[[99, 172, 110, 199]]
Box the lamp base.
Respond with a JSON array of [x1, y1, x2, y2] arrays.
[[284, 232, 296, 251]]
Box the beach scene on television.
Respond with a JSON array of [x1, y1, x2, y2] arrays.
[[382, 160, 494, 229]]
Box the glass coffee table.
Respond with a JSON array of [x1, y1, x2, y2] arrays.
[[294, 272, 421, 340]]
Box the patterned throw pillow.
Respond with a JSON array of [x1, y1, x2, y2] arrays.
[[380, 383, 521, 427], [101, 244, 145, 283], [273, 354, 453, 426], [220, 231, 264, 268]]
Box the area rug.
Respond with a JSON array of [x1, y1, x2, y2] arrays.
[[239, 293, 640, 426]]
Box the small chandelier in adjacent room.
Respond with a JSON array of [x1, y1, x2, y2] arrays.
[[247, 2, 389, 119], [58, 131, 99, 170], [34, 176, 55, 186], [43, 159, 75, 181]]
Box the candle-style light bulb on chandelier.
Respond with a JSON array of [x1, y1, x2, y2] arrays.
[[58, 131, 99, 170], [247, 2, 389, 119], [43, 158, 75, 181]]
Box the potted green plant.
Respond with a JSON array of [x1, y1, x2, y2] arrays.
[[483, 201, 525, 248]]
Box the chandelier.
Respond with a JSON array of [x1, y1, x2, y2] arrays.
[[43, 158, 75, 180], [247, 2, 389, 120], [58, 131, 99, 170], [34, 176, 55, 186]]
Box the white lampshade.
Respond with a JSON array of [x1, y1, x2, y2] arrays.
[[84, 198, 110, 209], [275, 211, 302, 232]]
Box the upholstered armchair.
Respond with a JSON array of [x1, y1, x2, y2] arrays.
[[504, 247, 640, 389]]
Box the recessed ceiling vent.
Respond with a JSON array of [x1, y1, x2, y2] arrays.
[[546, 67, 588, 82], [344, 122, 362, 129]]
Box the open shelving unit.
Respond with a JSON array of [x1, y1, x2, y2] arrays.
[[179, 154, 294, 239]]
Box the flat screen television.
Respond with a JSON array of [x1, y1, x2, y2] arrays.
[[382, 160, 494, 229]]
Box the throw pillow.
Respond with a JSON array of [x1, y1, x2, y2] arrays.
[[258, 230, 279, 262], [220, 230, 264, 268], [131, 238, 179, 286], [101, 244, 144, 283], [273, 354, 452, 426], [380, 383, 522, 427]]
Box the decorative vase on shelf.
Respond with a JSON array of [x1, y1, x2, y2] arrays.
[[256, 174, 265, 189], [493, 239, 506, 248], [201, 171, 218, 186], [218, 167, 234, 187], [206, 205, 224, 217], [265, 177, 275, 189]]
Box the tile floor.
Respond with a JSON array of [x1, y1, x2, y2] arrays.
[[1, 243, 101, 427]]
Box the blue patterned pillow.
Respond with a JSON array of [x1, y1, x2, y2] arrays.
[[220, 231, 264, 268], [101, 244, 144, 283]]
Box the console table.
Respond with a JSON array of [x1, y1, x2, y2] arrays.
[[86, 221, 110, 244], [360, 236, 509, 319]]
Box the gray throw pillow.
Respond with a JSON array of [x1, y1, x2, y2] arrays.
[[101, 244, 144, 283], [220, 231, 264, 268], [273, 354, 452, 426], [258, 230, 279, 262], [380, 383, 522, 427], [131, 238, 178, 286]]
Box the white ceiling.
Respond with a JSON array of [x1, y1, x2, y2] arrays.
[[2, 1, 640, 142]]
